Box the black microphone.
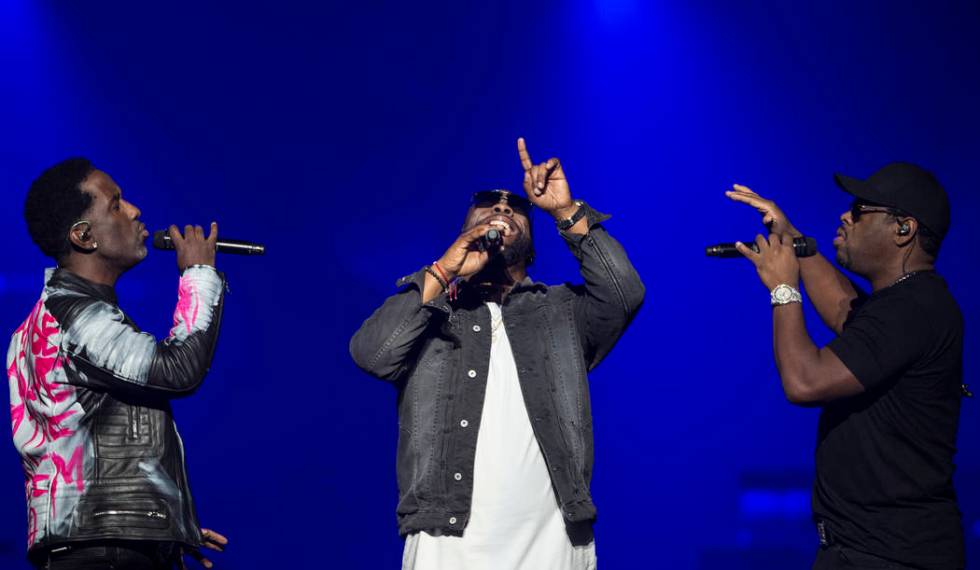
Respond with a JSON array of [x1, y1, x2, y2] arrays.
[[152, 230, 266, 256], [480, 228, 503, 253], [706, 236, 817, 258]]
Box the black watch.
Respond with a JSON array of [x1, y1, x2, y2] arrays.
[[555, 201, 585, 230]]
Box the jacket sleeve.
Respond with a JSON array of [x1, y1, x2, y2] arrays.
[[562, 203, 645, 370], [57, 265, 226, 397], [350, 268, 451, 382]]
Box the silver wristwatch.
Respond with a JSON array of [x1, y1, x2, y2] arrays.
[[770, 283, 802, 306]]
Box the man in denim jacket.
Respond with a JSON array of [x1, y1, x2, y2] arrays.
[[351, 138, 644, 569]]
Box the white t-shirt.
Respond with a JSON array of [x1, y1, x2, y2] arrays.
[[403, 302, 596, 570]]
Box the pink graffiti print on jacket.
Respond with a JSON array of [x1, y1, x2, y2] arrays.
[[7, 297, 87, 548], [8, 300, 76, 449], [174, 276, 201, 335]]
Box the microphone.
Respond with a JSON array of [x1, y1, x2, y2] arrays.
[[152, 230, 266, 256], [480, 228, 503, 253], [706, 236, 817, 258]]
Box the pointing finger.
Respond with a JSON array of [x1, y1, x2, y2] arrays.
[[517, 137, 533, 171]]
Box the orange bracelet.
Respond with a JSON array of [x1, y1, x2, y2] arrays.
[[431, 261, 451, 284]]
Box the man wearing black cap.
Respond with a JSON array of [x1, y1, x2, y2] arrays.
[[726, 163, 965, 569]]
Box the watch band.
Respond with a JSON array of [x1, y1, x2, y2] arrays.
[[555, 201, 585, 230]]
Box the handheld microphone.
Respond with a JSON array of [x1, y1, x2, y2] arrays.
[[480, 228, 503, 253], [706, 236, 816, 258], [152, 230, 266, 256]]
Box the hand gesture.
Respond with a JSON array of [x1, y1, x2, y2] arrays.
[[735, 233, 801, 290], [178, 528, 228, 569], [436, 222, 514, 280], [725, 184, 802, 237], [168, 222, 218, 271], [517, 137, 575, 216]]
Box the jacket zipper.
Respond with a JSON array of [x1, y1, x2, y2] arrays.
[[93, 510, 168, 520], [130, 407, 140, 440]]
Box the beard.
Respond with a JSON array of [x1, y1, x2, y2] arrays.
[[501, 231, 534, 266]]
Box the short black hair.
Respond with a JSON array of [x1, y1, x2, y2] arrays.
[[24, 158, 96, 261]]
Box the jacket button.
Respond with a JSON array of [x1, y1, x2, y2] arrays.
[[472, 325, 481, 332], [449, 516, 457, 525], [460, 419, 469, 428], [467, 370, 477, 378], [454, 472, 463, 481]]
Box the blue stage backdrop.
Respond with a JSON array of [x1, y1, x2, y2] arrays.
[[2, 1, 978, 568]]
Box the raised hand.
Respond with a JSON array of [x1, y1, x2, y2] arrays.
[[517, 137, 575, 217], [168, 222, 218, 271], [725, 184, 802, 237]]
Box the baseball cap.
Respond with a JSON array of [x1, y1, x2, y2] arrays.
[[834, 162, 950, 239]]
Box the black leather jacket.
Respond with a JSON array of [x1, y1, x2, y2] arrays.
[[6, 266, 225, 554], [350, 204, 644, 544]]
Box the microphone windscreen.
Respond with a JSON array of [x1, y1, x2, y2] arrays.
[[152, 230, 173, 250]]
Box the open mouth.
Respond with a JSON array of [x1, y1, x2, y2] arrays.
[[481, 214, 517, 235], [833, 228, 846, 246]]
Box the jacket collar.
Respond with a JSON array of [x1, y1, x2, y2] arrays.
[[46, 267, 118, 305]]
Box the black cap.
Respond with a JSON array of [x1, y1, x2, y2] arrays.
[[834, 162, 950, 239]]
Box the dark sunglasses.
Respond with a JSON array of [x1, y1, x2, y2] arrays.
[[849, 201, 906, 222], [471, 190, 533, 217]]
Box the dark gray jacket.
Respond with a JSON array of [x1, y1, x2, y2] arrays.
[[350, 204, 644, 544]]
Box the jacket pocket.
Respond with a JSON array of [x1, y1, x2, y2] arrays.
[[79, 495, 171, 530]]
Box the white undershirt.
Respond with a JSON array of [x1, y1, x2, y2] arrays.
[[403, 302, 596, 570]]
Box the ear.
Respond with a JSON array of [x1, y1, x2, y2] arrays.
[[68, 220, 98, 252], [894, 217, 917, 247]]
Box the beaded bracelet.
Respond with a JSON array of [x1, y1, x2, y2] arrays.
[[424, 265, 448, 292]]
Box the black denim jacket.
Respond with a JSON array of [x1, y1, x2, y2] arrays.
[[350, 204, 644, 544]]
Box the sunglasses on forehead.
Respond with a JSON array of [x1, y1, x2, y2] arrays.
[[471, 190, 533, 217]]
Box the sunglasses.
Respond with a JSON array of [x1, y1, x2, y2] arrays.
[[471, 190, 533, 218], [849, 201, 906, 222]]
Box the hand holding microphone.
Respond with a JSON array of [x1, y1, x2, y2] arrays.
[[153, 230, 265, 256], [708, 184, 816, 258], [161, 223, 219, 271], [707, 236, 816, 258]]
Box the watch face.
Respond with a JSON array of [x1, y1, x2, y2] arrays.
[[774, 286, 791, 302]]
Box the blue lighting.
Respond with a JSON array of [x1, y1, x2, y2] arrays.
[[739, 489, 811, 519]]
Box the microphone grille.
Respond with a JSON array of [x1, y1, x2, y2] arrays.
[[152, 230, 173, 250]]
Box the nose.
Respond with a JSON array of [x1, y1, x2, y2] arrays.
[[123, 199, 141, 220], [493, 202, 513, 216]]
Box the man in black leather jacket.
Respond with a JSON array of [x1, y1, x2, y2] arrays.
[[7, 158, 229, 569], [351, 139, 644, 568]]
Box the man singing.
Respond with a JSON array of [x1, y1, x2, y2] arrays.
[[8, 158, 229, 569], [727, 163, 965, 569], [350, 138, 644, 569]]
